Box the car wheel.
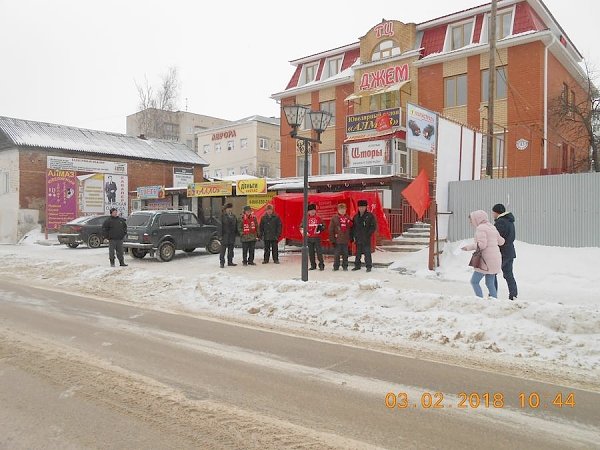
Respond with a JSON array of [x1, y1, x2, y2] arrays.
[[131, 248, 147, 259], [183, 248, 196, 253], [67, 243, 80, 249], [87, 234, 102, 248], [206, 238, 221, 254], [158, 241, 175, 262]]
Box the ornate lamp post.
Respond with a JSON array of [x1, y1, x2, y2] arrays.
[[282, 105, 332, 281]]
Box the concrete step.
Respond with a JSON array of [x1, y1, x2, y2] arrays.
[[378, 245, 426, 252], [394, 237, 430, 244], [402, 231, 430, 238]]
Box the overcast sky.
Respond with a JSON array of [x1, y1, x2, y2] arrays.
[[0, 0, 597, 134]]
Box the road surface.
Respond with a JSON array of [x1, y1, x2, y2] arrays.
[[1, 278, 598, 449]]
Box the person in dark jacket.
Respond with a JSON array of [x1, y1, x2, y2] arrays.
[[238, 205, 259, 266], [492, 203, 518, 300], [351, 199, 377, 272], [329, 203, 353, 271], [219, 203, 238, 268], [302, 203, 325, 271], [102, 208, 127, 267], [259, 204, 282, 264]]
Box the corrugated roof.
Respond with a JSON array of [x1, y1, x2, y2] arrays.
[[0, 116, 208, 166]]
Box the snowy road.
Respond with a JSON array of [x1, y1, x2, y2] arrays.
[[1, 279, 599, 449]]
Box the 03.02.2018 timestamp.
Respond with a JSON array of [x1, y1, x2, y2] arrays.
[[385, 392, 576, 409]]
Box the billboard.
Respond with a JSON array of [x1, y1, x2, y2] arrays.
[[137, 185, 165, 200], [104, 174, 128, 216], [343, 140, 392, 168], [173, 167, 194, 188], [78, 173, 105, 214], [406, 103, 438, 154], [46, 169, 77, 229], [48, 156, 127, 175], [187, 181, 232, 197]]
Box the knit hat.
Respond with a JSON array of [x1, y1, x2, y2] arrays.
[[357, 199, 368, 207], [492, 203, 506, 214], [243, 205, 252, 212], [109, 207, 118, 213], [307, 203, 316, 211], [224, 203, 233, 209]]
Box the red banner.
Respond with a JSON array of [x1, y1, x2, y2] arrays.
[[255, 191, 391, 247]]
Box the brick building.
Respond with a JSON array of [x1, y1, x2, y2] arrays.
[[0, 116, 208, 244], [272, 0, 589, 181]]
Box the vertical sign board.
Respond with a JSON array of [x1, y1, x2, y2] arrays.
[[104, 174, 128, 217], [173, 167, 194, 188], [46, 169, 77, 229], [406, 103, 438, 154]]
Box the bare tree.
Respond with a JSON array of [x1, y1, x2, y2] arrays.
[[134, 66, 180, 139], [549, 62, 599, 172]]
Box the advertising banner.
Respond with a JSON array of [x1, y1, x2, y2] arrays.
[[46, 169, 77, 229], [187, 181, 232, 197], [406, 103, 438, 154], [48, 156, 127, 175], [78, 173, 105, 214], [144, 198, 173, 210], [104, 174, 128, 216], [247, 192, 276, 210], [343, 140, 392, 168], [173, 167, 194, 188], [137, 185, 165, 200], [236, 178, 267, 195], [346, 108, 401, 136]]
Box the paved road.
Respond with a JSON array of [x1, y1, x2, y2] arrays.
[[1, 278, 598, 449]]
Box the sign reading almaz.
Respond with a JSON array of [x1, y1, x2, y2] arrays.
[[343, 140, 393, 168], [346, 108, 401, 136]]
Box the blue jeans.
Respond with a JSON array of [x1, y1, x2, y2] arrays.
[[470, 272, 498, 298]]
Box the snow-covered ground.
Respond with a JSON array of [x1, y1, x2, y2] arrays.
[[3, 227, 599, 386]]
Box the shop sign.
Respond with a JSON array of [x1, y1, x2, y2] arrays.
[[359, 64, 409, 91], [374, 21, 394, 38], [247, 192, 276, 209], [212, 130, 236, 141], [343, 140, 392, 168], [236, 178, 267, 195], [46, 169, 77, 229], [48, 156, 127, 174], [346, 108, 401, 135], [173, 167, 194, 188], [406, 103, 438, 154], [187, 181, 232, 197], [137, 185, 165, 200]]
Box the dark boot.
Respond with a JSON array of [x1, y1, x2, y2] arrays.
[[110, 260, 115, 267]]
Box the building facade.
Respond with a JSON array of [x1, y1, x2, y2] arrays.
[[126, 109, 231, 150], [196, 116, 281, 179], [272, 0, 590, 180], [0, 116, 207, 244]]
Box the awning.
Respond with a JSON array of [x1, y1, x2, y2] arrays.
[[344, 79, 410, 101]]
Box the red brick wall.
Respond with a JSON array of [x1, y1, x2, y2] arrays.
[[19, 148, 203, 215]]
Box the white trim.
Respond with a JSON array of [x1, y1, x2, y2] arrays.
[[290, 42, 359, 65], [322, 55, 344, 79], [480, 5, 516, 44], [353, 49, 421, 70], [271, 72, 354, 100], [444, 17, 476, 52], [416, 0, 520, 30], [299, 62, 319, 87]]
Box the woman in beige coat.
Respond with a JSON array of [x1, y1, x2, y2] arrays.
[[462, 210, 505, 298]]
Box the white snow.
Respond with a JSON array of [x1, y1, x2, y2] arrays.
[[2, 227, 599, 382]]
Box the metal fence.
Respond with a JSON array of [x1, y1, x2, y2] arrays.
[[447, 172, 600, 247]]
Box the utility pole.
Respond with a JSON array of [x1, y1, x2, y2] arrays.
[[486, 0, 497, 178]]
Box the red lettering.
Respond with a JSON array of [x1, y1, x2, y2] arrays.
[[359, 64, 409, 90]]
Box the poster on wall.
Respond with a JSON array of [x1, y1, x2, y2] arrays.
[[173, 167, 194, 188], [406, 103, 438, 154], [103, 174, 128, 217], [78, 173, 105, 214], [46, 169, 77, 229], [48, 156, 127, 175], [342, 140, 392, 168]]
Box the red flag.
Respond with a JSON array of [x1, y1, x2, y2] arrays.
[[401, 169, 431, 219]]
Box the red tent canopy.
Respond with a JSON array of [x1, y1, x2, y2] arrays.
[[254, 191, 391, 245]]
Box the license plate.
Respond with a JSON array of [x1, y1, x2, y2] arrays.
[[128, 234, 138, 240]]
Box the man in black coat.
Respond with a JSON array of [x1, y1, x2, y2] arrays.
[[492, 203, 518, 300], [259, 204, 282, 264], [102, 207, 128, 267], [219, 203, 238, 268], [351, 199, 377, 272]]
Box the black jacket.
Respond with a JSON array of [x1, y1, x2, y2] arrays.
[[259, 213, 282, 241], [494, 212, 516, 259], [351, 211, 377, 244], [102, 216, 127, 240], [221, 212, 238, 245]]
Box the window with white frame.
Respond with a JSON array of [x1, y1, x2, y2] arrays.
[[275, 140, 281, 153], [319, 152, 336, 175], [444, 74, 468, 107], [240, 166, 249, 175], [296, 156, 312, 177], [0, 171, 9, 195], [323, 56, 343, 78], [214, 169, 223, 178], [394, 139, 411, 175], [482, 9, 514, 42], [301, 63, 318, 85], [215, 142, 221, 152], [204, 170, 210, 179], [481, 133, 506, 170], [450, 21, 473, 50], [369, 91, 400, 111], [319, 100, 336, 127], [259, 137, 269, 150], [300, 105, 312, 130], [371, 40, 401, 61], [227, 140, 234, 151], [481, 67, 507, 102], [203, 144, 210, 154], [227, 168, 235, 176], [240, 138, 248, 150], [258, 166, 269, 177]]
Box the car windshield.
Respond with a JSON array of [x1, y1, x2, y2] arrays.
[[127, 214, 152, 227]]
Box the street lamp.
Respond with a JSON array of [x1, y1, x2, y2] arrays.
[[282, 104, 332, 281]]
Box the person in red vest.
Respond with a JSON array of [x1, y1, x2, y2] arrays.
[[238, 205, 259, 266], [300, 203, 325, 271], [329, 202, 353, 271]]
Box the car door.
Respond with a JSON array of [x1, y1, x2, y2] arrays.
[[181, 212, 204, 248], [87, 215, 110, 242], [157, 213, 183, 249]]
